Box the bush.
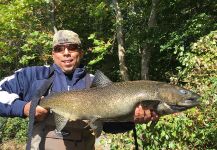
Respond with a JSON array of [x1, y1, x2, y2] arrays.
[[0, 117, 27, 144], [103, 31, 217, 149]]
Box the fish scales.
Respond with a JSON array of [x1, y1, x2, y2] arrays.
[[40, 80, 198, 122], [41, 81, 155, 119]]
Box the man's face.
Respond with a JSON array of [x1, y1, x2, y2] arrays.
[[52, 44, 83, 74]]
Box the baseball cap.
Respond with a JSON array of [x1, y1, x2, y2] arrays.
[[53, 30, 81, 47]]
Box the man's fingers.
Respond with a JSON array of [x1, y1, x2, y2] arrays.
[[134, 105, 144, 120], [35, 106, 49, 121], [134, 105, 160, 124], [143, 108, 152, 122], [134, 105, 151, 123], [24, 99, 49, 121], [23, 101, 31, 117], [135, 105, 144, 116]]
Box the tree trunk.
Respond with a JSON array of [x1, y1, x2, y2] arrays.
[[141, 43, 150, 80], [148, 0, 159, 28], [141, 0, 159, 80], [112, 0, 129, 81], [50, 0, 57, 32]]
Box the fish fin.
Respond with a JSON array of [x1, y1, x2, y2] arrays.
[[91, 70, 112, 88], [84, 117, 98, 128], [85, 117, 103, 138], [53, 112, 68, 132], [89, 120, 103, 138]]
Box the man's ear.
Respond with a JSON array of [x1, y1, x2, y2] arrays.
[[79, 50, 84, 58], [51, 50, 55, 58]]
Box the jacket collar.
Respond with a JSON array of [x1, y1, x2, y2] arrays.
[[52, 63, 86, 85]]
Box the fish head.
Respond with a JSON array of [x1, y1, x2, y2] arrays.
[[157, 83, 200, 111]]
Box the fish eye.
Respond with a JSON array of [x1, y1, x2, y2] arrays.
[[179, 90, 188, 95]]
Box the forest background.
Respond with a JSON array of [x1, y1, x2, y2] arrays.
[[0, 0, 216, 149]]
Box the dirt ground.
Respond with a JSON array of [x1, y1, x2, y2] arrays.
[[0, 140, 25, 150]]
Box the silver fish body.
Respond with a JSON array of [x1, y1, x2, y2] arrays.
[[40, 80, 200, 136]]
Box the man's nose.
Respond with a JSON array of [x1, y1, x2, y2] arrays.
[[63, 48, 70, 54]]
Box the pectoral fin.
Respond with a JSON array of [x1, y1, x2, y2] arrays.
[[90, 120, 103, 138], [85, 117, 103, 138], [53, 112, 68, 132]]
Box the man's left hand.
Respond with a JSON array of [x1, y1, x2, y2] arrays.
[[134, 105, 159, 124]]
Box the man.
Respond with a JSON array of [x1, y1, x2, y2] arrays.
[[0, 30, 158, 149]]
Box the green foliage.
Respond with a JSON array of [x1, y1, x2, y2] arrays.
[[176, 31, 217, 85], [136, 113, 198, 149], [0, 0, 53, 78], [97, 132, 135, 150], [87, 33, 112, 65], [0, 117, 27, 143], [151, 0, 217, 81], [106, 31, 217, 149], [0, 117, 7, 142], [19, 31, 52, 66]]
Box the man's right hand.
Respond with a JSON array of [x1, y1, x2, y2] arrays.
[[23, 101, 49, 121]]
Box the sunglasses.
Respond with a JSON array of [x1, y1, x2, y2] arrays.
[[53, 44, 81, 53]]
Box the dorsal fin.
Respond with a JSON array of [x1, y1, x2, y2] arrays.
[[91, 70, 112, 88]]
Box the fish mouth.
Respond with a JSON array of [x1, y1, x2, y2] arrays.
[[170, 105, 192, 111], [171, 98, 200, 111]]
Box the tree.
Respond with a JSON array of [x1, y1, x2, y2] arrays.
[[112, 0, 129, 81], [141, 0, 159, 80]]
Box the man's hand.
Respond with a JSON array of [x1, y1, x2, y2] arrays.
[[134, 105, 159, 124], [23, 98, 49, 121]]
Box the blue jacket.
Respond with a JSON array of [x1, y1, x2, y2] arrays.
[[0, 64, 92, 117]]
